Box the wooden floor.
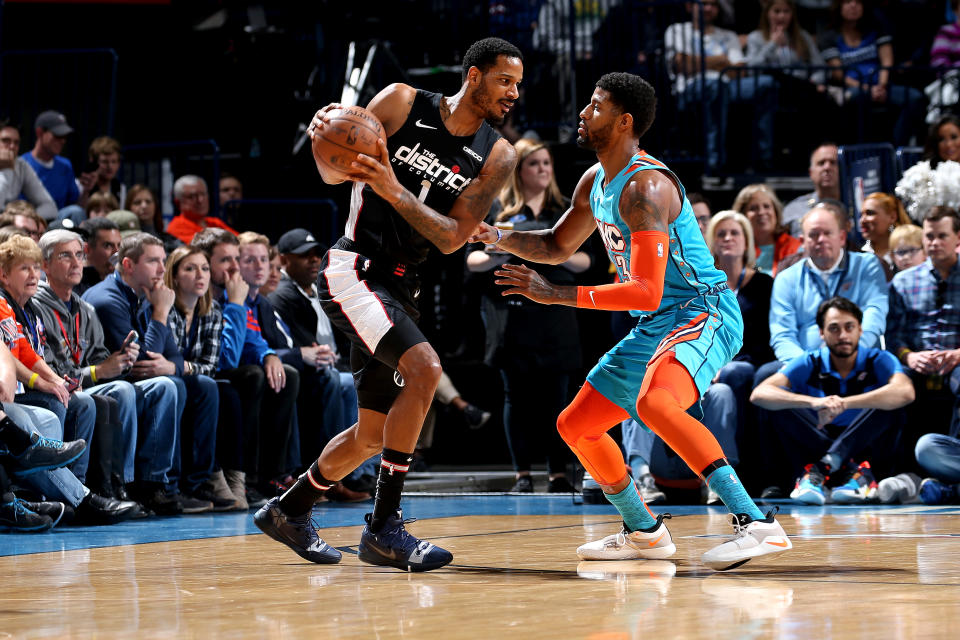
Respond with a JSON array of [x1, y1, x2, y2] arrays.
[[1, 509, 959, 639]]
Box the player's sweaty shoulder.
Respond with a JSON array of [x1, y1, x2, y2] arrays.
[[366, 83, 418, 137], [619, 170, 680, 232]]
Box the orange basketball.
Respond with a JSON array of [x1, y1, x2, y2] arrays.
[[311, 106, 385, 177]]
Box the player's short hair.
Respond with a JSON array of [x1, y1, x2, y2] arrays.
[[596, 73, 656, 138], [117, 232, 163, 265], [462, 37, 522, 82], [816, 296, 862, 329]]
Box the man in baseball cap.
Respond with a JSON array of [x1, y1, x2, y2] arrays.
[[276, 228, 320, 255], [23, 110, 80, 215]]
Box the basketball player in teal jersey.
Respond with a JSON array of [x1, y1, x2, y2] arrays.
[[471, 73, 791, 570]]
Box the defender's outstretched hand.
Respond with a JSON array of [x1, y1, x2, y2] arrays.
[[494, 263, 574, 306]]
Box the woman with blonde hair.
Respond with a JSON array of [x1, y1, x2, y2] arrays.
[[732, 183, 801, 276], [467, 138, 589, 493], [859, 192, 911, 276]]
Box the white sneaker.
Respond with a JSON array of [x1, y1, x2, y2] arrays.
[[576, 514, 676, 561], [701, 512, 792, 571], [877, 472, 922, 504]]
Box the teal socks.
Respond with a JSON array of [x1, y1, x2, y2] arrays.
[[606, 477, 658, 531], [706, 464, 764, 521]]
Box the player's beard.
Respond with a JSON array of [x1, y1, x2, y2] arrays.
[[474, 82, 507, 125], [577, 122, 612, 151], [826, 341, 857, 359]]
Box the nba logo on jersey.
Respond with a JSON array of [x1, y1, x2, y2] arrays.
[[657, 242, 663, 257]]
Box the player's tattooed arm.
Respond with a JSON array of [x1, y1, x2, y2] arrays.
[[478, 165, 598, 264], [618, 172, 678, 235]]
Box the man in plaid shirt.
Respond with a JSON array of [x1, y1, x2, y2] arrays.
[[888, 206, 960, 460]]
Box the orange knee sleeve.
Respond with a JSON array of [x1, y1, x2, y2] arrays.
[[635, 353, 726, 477], [556, 383, 630, 486]]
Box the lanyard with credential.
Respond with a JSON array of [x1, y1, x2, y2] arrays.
[[54, 311, 82, 365]]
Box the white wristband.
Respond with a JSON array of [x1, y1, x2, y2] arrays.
[[495, 226, 503, 243]]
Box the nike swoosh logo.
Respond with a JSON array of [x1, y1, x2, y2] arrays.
[[589, 291, 597, 307], [765, 539, 789, 548], [415, 119, 437, 130], [649, 532, 667, 547]]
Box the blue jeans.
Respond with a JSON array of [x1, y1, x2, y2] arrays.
[[133, 376, 180, 487], [3, 402, 88, 506], [88, 380, 139, 484], [915, 433, 960, 483], [16, 389, 96, 483], [621, 382, 739, 480], [170, 375, 218, 493]]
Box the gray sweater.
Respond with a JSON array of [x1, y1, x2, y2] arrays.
[[0, 158, 57, 219], [33, 281, 112, 387]]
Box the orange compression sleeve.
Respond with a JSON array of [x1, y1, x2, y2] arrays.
[[576, 230, 668, 311]]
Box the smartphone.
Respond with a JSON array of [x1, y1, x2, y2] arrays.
[[64, 376, 81, 393], [121, 331, 139, 350]]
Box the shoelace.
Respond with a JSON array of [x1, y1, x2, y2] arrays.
[[288, 511, 320, 539], [29, 434, 65, 452], [11, 497, 39, 518]]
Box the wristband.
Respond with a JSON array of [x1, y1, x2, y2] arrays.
[[495, 226, 503, 244], [897, 347, 912, 364], [90, 365, 98, 383], [27, 372, 39, 389]]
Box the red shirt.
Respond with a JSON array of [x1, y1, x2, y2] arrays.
[[0, 297, 41, 370], [166, 214, 238, 244]]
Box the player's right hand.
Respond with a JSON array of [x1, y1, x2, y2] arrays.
[[468, 221, 500, 245], [308, 103, 343, 140]]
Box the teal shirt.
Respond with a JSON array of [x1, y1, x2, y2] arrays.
[[589, 152, 726, 318]]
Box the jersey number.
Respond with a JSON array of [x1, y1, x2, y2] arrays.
[[417, 180, 431, 203]]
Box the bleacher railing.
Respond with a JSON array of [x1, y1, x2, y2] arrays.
[[0, 48, 117, 167], [221, 198, 340, 248], [120, 140, 221, 223]]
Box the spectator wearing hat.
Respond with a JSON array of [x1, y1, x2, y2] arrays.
[[107, 210, 141, 239], [21, 110, 81, 220], [0, 123, 56, 221], [76, 218, 121, 297], [166, 176, 237, 245], [268, 229, 367, 489]]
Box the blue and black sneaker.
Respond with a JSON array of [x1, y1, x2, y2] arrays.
[[919, 478, 959, 505], [358, 510, 453, 572], [1, 433, 86, 475], [0, 497, 55, 533], [253, 497, 342, 564]]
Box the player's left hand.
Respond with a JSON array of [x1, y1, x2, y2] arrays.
[[494, 263, 560, 305], [348, 138, 401, 201], [468, 221, 500, 245]]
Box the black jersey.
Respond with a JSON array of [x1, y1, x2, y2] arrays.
[[338, 89, 502, 266]]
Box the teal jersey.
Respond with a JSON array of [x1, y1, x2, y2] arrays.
[[589, 152, 726, 317]]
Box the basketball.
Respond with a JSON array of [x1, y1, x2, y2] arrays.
[[311, 105, 385, 177]]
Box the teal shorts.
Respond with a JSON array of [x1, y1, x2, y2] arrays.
[[586, 288, 743, 425]]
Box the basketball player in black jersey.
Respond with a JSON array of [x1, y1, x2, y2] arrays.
[[254, 37, 523, 571]]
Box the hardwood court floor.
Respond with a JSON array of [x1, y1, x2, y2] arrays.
[[1, 501, 958, 639]]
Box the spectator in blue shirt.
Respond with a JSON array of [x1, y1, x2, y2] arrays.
[[21, 111, 81, 219], [752, 297, 914, 505], [888, 205, 960, 474], [757, 201, 888, 387], [83, 232, 218, 513], [192, 228, 296, 500]]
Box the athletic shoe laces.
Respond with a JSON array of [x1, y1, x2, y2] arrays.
[[27, 434, 64, 453]]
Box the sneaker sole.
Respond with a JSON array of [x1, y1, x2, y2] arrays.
[[791, 491, 826, 506], [576, 542, 677, 561], [11, 448, 86, 476], [357, 542, 452, 572], [703, 539, 793, 571], [253, 509, 342, 564]]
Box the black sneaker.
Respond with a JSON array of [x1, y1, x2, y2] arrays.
[[463, 404, 491, 429], [548, 476, 575, 493], [3, 433, 86, 475], [20, 500, 67, 528], [179, 494, 214, 514], [510, 475, 534, 493], [253, 497, 342, 564], [137, 486, 183, 516], [358, 510, 452, 572], [0, 497, 54, 532], [245, 486, 268, 510]]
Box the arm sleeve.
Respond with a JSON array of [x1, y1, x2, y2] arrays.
[[857, 256, 889, 350], [769, 269, 805, 362], [576, 231, 668, 312]]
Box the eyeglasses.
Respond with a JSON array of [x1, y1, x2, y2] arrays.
[[892, 247, 921, 257], [180, 191, 208, 201], [55, 251, 85, 263]]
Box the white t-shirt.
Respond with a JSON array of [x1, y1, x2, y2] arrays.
[[664, 22, 744, 93]]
